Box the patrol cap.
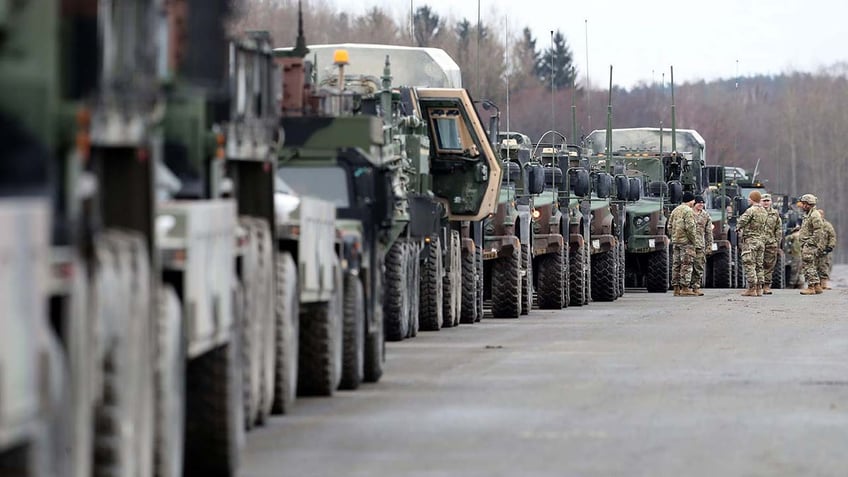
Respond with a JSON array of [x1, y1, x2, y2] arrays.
[[799, 193, 817, 205], [682, 191, 695, 203], [748, 190, 761, 202], [694, 195, 705, 204], [761, 193, 772, 201]]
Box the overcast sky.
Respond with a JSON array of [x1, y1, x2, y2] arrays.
[[326, 0, 847, 89]]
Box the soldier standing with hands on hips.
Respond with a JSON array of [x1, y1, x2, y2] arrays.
[[797, 194, 826, 295], [669, 191, 699, 297], [690, 195, 713, 296], [736, 190, 768, 296], [760, 194, 783, 295]]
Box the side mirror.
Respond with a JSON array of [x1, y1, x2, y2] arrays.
[[648, 180, 667, 198], [543, 166, 563, 189], [526, 163, 545, 195], [735, 196, 749, 215], [570, 169, 590, 197], [668, 181, 683, 204], [628, 177, 642, 201], [615, 175, 629, 201], [595, 172, 612, 199], [376, 171, 395, 227]]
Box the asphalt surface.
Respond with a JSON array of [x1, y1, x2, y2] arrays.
[[239, 266, 848, 477]]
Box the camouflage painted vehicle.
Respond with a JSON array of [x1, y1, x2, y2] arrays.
[[483, 132, 546, 317], [279, 42, 502, 336]]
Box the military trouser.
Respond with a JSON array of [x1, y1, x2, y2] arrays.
[[801, 244, 820, 286], [671, 244, 695, 288], [741, 238, 765, 286], [763, 244, 779, 286], [691, 248, 706, 288], [816, 251, 832, 280]]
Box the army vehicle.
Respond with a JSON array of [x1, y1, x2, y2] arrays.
[[484, 132, 546, 317], [700, 167, 749, 288], [280, 43, 502, 336]]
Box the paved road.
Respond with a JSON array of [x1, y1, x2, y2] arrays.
[[240, 270, 848, 477]]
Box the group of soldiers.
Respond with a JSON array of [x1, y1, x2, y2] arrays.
[[668, 190, 837, 297]]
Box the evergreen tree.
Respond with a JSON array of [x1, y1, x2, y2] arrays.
[[413, 6, 443, 47], [538, 29, 577, 90]]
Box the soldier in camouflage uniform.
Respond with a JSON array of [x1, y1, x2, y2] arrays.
[[797, 194, 825, 295], [736, 190, 768, 296], [669, 191, 698, 297], [760, 194, 783, 295], [690, 195, 713, 296], [816, 208, 837, 290]]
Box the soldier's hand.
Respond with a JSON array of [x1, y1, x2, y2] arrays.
[[825, 246, 834, 254]]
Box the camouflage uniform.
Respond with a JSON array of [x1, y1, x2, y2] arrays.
[[762, 206, 783, 286], [669, 203, 698, 288], [691, 208, 714, 289], [785, 230, 803, 288], [799, 206, 825, 286], [817, 219, 836, 280], [736, 204, 768, 286]]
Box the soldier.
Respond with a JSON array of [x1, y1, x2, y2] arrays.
[[797, 194, 825, 295], [690, 195, 713, 296], [817, 208, 837, 290], [760, 194, 783, 295], [736, 190, 768, 296], [669, 191, 698, 297]]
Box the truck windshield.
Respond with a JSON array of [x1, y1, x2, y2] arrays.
[[278, 166, 350, 208]]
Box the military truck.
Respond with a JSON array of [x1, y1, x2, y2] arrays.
[[700, 167, 748, 288], [484, 132, 546, 317], [280, 43, 502, 335]]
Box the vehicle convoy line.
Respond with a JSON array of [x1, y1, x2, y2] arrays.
[[239, 286, 848, 477]]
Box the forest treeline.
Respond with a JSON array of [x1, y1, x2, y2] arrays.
[[234, 0, 848, 261]]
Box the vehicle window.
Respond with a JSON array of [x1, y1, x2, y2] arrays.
[[430, 108, 466, 152], [278, 166, 350, 207]]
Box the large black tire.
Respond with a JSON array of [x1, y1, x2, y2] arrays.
[[569, 243, 588, 306], [491, 248, 522, 318], [272, 252, 299, 415], [442, 232, 461, 328], [617, 240, 626, 298], [155, 285, 185, 477], [591, 249, 617, 302], [383, 240, 409, 341], [536, 250, 565, 309], [771, 250, 786, 289], [667, 244, 675, 290], [184, 342, 244, 477], [520, 243, 533, 315], [407, 243, 421, 336], [236, 280, 255, 431], [419, 236, 444, 331], [297, 268, 343, 396], [94, 233, 154, 477], [339, 275, 365, 390], [475, 246, 484, 322], [710, 248, 732, 288], [363, 298, 384, 384], [734, 245, 746, 288], [645, 247, 669, 293], [460, 249, 478, 324]]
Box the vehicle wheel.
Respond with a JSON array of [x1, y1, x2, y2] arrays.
[[591, 249, 617, 302], [364, 286, 384, 384], [154, 285, 185, 477], [667, 244, 675, 291], [419, 235, 444, 331], [617, 240, 626, 297], [339, 274, 365, 390], [710, 248, 732, 288], [537, 249, 565, 309], [184, 342, 244, 476], [383, 240, 409, 341], [408, 242, 421, 336], [460, 248, 478, 324], [93, 233, 154, 477], [475, 246, 484, 322], [297, 267, 343, 396], [491, 247, 521, 318], [520, 243, 533, 315], [235, 279, 255, 431], [735, 245, 746, 288], [645, 247, 669, 292], [569, 242, 587, 306], [272, 252, 299, 415], [442, 232, 460, 328], [771, 250, 786, 289]]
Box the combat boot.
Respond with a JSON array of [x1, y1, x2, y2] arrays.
[[755, 284, 763, 296], [692, 287, 704, 296], [821, 279, 831, 290], [741, 286, 758, 297], [800, 285, 817, 295], [679, 287, 698, 296], [814, 284, 824, 294], [673, 286, 681, 296], [762, 285, 772, 295]]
